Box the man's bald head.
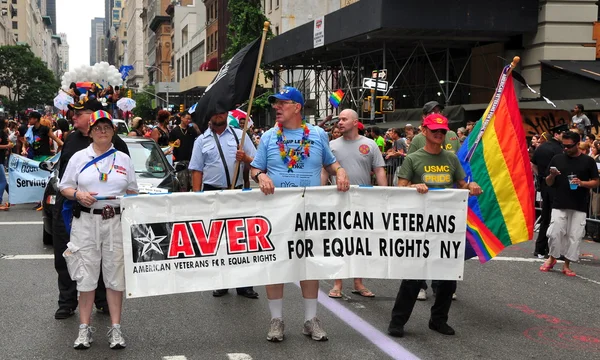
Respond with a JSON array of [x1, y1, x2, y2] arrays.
[[340, 109, 359, 121], [337, 108, 360, 137]]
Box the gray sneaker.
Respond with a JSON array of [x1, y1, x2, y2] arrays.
[[303, 317, 328, 341], [73, 324, 94, 349], [266, 318, 285, 342], [107, 324, 126, 349]]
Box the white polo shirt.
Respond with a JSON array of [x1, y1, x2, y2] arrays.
[[59, 144, 138, 209]]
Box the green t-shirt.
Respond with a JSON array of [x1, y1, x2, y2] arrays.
[[375, 136, 385, 152], [407, 131, 461, 155], [397, 148, 466, 188]]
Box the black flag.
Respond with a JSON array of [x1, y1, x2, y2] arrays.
[[192, 38, 261, 132]]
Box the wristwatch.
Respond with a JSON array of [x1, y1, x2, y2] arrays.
[[253, 171, 265, 183]]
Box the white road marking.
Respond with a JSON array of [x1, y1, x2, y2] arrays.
[[0, 221, 43, 225], [227, 354, 253, 360], [163, 356, 187, 360], [1, 255, 53, 260]]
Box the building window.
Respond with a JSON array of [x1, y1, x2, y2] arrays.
[[177, 58, 181, 82], [182, 25, 188, 46], [276, 0, 279, 8], [269, 0, 272, 12], [191, 43, 204, 72], [11, 0, 16, 4], [115, 0, 122, 8], [275, 26, 279, 35], [113, 9, 120, 20], [12, 21, 17, 30], [185, 53, 189, 77]]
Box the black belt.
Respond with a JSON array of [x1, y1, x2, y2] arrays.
[[203, 184, 243, 191], [81, 206, 121, 215]]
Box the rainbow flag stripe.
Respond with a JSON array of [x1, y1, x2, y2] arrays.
[[457, 65, 535, 263], [329, 89, 344, 108]]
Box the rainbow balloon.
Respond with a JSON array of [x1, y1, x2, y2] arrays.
[[457, 63, 535, 263], [329, 89, 344, 108]]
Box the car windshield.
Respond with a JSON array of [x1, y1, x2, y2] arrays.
[[114, 121, 129, 135], [127, 141, 168, 178]]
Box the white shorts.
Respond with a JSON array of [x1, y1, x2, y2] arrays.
[[63, 211, 125, 292], [546, 209, 587, 262]]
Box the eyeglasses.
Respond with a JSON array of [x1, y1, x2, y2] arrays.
[[92, 125, 114, 133], [429, 129, 448, 135], [74, 110, 92, 117], [271, 100, 297, 108], [562, 143, 577, 149]]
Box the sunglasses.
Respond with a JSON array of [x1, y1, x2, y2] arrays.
[[563, 143, 577, 149], [429, 129, 448, 135]]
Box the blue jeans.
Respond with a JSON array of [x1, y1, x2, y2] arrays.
[[0, 164, 8, 204]]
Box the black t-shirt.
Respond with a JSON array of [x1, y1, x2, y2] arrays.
[[58, 130, 130, 178], [532, 139, 563, 180], [0, 130, 8, 165], [18, 124, 28, 139], [32, 125, 51, 157], [169, 125, 198, 162], [549, 153, 599, 212]]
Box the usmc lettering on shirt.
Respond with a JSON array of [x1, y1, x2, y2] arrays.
[[422, 165, 452, 185]]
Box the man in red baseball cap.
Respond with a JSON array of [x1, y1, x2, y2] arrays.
[[388, 112, 482, 338]]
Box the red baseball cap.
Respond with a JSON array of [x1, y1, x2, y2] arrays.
[[357, 122, 365, 131], [422, 113, 449, 131]]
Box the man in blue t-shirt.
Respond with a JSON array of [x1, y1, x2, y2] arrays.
[[250, 87, 349, 343]]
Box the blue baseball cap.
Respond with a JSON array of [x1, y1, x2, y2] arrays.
[[268, 86, 305, 107]]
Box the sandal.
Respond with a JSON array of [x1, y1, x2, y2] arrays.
[[562, 268, 576, 277], [328, 289, 342, 298], [351, 288, 375, 297], [539, 258, 557, 272]]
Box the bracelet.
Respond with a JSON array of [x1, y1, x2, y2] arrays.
[[335, 166, 343, 173], [253, 171, 265, 183], [73, 191, 78, 201]]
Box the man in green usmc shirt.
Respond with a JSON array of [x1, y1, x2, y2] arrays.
[[408, 101, 461, 155]]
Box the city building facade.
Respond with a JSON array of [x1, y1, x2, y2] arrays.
[[90, 17, 106, 65], [126, 0, 145, 88]]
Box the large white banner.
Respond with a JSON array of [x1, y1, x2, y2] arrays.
[[121, 187, 468, 298], [8, 154, 55, 204]]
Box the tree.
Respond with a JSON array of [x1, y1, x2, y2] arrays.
[[0, 44, 59, 113], [223, 0, 273, 64], [132, 85, 156, 121]]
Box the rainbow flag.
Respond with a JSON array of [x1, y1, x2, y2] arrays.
[[457, 62, 535, 263], [329, 89, 344, 108]]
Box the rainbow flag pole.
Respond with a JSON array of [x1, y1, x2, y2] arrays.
[[457, 56, 536, 263]]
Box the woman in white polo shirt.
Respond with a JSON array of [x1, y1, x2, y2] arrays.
[[59, 110, 138, 350]]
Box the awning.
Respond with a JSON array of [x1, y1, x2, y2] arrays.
[[540, 60, 600, 82], [263, 0, 538, 67], [540, 60, 600, 100]]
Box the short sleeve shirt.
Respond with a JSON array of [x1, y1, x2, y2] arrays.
[[330, 136, 385, 185], [398, 148, 466, 188], [548, 153, 599, 213], [59, 144, 138, 209], [32, 125, 51, 156], [251, 124, 336, 188], [189, 127, 257, 188]]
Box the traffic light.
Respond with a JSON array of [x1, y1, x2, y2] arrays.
[[363, 96, 395, 114], [128, 89, 132, 98], [180, 104, 184, 112]]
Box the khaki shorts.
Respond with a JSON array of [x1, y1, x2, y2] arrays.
[[63, 211, 125, 292]]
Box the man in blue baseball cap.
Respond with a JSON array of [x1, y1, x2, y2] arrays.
[[267, 86, 305, 107], [251, 86, 349, 343]]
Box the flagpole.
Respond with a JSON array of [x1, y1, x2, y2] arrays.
[[231, 21, 270, 189]]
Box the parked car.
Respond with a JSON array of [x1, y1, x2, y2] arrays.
[[41, 137, 182, 246], [113, 119, 130, 136]]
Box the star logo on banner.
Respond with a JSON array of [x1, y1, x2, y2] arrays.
[[134, 226, 167, 257]]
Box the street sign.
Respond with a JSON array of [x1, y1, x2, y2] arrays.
[[362, 77, 388, 92], [371, 69, 387, 80]]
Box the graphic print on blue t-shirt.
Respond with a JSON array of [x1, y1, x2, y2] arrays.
[[251, 124, 336, 188]]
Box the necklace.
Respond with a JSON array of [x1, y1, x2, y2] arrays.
[[93, 152, 117, 182], [276, 122, 310, 172]]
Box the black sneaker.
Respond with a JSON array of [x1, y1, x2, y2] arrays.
[[428, 320, 455, 335], [387, 324, 404, 338], [96, 306, 110, 315], [55, 307, 75, 320], [212, 289, 228, 297]]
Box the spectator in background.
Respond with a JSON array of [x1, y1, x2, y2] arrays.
[[572, 104, 591, 140], [579, 142, 590, 156], [528, 135, 540, 161], [404, 124, 415, 142], [457, 127, 467, 145], [128, 117, 145, 137], [151, 110, 171, 147], [372, 126, 385, 153], [331, 125, 341, 140], [465, 120, 476, 136]]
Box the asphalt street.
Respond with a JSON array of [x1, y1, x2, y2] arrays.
[[1, 202, 600, 360]]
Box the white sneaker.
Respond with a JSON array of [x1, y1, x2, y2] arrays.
[[73, 324, 94, 349], [107, 324, 126, 349], [417, 288, 427, 301], [303, 317, 328, 341], [266, 318, 284, 342], [452, 293, 457, 300]]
